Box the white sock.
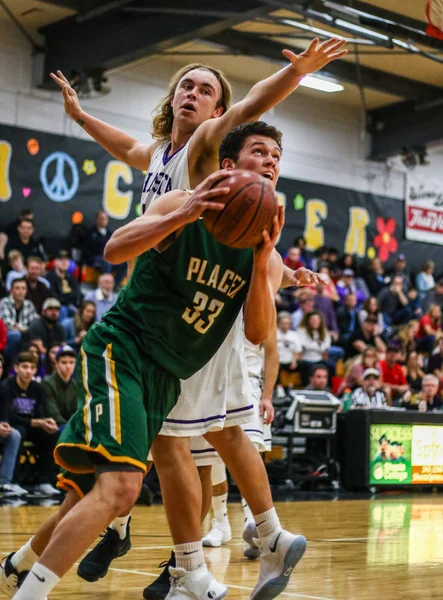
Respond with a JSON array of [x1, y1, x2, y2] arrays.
[[11, 538, 39, 572], [254, 507, 281, 539], [241, 498, 254, 524], [111, 513, 131, 540], [174, 541, 205, 572], [13, 562, 59, 600], [212, 493, 228, 522]]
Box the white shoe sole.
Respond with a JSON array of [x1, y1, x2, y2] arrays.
[[251, 536, 307, 600]]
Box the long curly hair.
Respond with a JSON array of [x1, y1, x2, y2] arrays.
[[151, 63, 232, 141]]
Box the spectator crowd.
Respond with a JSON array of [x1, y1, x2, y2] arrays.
[[0, 209, 122, 498]]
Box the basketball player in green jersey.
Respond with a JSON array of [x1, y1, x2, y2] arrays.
[[8, 129, 284, 600]]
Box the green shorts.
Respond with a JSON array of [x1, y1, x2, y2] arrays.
[[54, 323, 180, 476], [57, 470, 95, 498]]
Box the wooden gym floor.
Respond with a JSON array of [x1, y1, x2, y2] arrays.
[[1, 496, 443, 599]]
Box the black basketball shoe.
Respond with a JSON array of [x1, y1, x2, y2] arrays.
[[143, 552, 175, 600], [77, 518, 132, 582]]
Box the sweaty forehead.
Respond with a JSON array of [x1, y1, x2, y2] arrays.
[[179, 69, 222, 92], [244, 136, 280, 152]]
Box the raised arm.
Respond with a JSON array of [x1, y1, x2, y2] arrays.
[[104, 171, 229, 263], [191, 38, 347, 165], [50, 71, 155, 170]]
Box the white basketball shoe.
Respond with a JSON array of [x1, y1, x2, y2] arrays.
[[202, 519, 232, 548], [166, 563, 227, 600]]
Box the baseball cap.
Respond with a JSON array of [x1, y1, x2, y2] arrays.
[[397, 253, 406, 261], [42, 297, 61, 310], [363, 368, 380, 379], [342, 269, 354, 277], [56, 345, 76, 360], [57, 249, 70, 259]]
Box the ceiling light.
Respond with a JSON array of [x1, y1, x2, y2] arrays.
[[282, 19, 375, 44], [334, 19, 390, 41], [392, 38, 419, 52], [300, 75, 344, 93]]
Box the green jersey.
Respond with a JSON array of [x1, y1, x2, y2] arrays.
[[101, 219, 253, 379]]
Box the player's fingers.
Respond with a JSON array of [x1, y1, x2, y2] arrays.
[[305, 38, 320, 53], [327, 49, 348, 61], [50, 73, 65, 88], [327, 39, 347, 53], [259, 403, 264, 416], [57, 70, 70, 85], [319, 37, 341, 52], [203, 187, 230, 199], [277, 204, 285, 229], [205, 169, 229, 187], [282, 49, 297, 61], [261, 230, 271, 246], [203, 202, 225, 212]]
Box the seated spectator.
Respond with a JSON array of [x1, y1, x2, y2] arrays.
[[0, 353, 27, 495], [293, 236, 313, 269], [336, 269, 366, 306], [84, 274, 118, 322], [387, 254, 411, 291], [297, 311, 331, 386], [351, 368, 387, 409], [44, 343, 62, 377], [428, 338, 443, 391], [25, 256, 50, 314], [359, 296, 384, 333], [378, 275, 412, 326], [86, 211, 126, 287], [396, 320, 419, 358], [314, 279, 344, 364], [378, 345, 410, 406], [336, 293, 359, 347], [416, 260, 435, 302], [415, 304, 443, 353], [8, 342, 47, 383], [4, 218, 45, 263], [0, 352, 59, 495], [423, 279, 443, 313], [42, 345, 76, 430], [27, 297, 65, 357], [363, 258, 388, 297], [404, 351, 424, 393], [0, 317, 6, 359], [46, 250, 81, 319], [276, 312, 301, 394], [316, 267, 339, 302], [283, 247, 304, 271], [5, 251, 27, 290], [62, 301, 96, 350], [4, 208, 34, 238], [338, 347, 378, 395], [327, 248, 341, 279], [0, 278, 38, 363], [305, 364, 329, 392], [402, 374, 442, 412], [291, 291, 314, 330], [346, 315, 386, 359]]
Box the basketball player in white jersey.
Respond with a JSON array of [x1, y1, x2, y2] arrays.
[[199, 324, 278, 558]]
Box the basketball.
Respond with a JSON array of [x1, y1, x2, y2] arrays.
[[202, 169, 278, 249]]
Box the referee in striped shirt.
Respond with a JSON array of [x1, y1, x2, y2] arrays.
[[351, 368, 387, 409]]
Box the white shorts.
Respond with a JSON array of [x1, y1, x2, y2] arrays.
[[191, 376, 272, 467], [159, 315, 254, 437]]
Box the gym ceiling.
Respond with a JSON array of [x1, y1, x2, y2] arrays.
[[2, 0, 443, 160]]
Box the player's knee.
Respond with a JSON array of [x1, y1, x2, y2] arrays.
[[152, 435, 190, 466], [95, 471, 142, 513], [206, 425, 243, 446]]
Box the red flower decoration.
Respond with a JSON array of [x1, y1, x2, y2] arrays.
[[373, 217, 398, 262]]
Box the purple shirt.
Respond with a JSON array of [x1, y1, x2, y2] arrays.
[[314, 295, 338, 333]]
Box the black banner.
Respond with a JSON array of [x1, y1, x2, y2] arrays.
[[0, 123, 439, 270]]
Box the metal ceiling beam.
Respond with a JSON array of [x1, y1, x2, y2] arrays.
[[369, 100, 443, 160], [39, 0, 268, 86], [321, 0, 443, 51], [206, 29, 443, 102]]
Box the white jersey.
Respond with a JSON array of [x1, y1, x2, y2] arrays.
[[140, 140, 191, 212], [244, 335, 264, 380]]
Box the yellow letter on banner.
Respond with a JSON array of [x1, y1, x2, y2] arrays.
[[103, 161, 133, 219], [0, 141, 12, 202], [345, 207, 370, 257], [304, 199, 327, 251]]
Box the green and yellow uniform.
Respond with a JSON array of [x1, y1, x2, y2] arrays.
[[55, 220, 253, 481]]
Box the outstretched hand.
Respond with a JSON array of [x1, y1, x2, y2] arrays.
[[283, 37, 348, 77], [50, 70, 83, 121]]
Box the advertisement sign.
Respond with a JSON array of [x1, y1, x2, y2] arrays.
[[370, 424, 443, 485], [369, 424, 412, 485], [405, 174, 443, 245]]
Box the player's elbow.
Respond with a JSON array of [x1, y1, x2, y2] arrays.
[[244, 325, 267, 346], [103, 240, 120, 264]]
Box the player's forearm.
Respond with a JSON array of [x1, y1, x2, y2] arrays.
[[238, 65, 304, 121], [244, 267, 276, 345], [76, 110, 143, 166], [262, 349, 280, 399], [104, 211, 187, 263]]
